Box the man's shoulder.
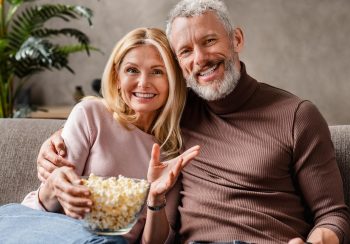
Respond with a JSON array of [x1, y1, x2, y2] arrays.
[[258, 82, 301, 101], [253, 82, 306, 109]]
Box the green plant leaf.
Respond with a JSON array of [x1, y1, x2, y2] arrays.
[[73, 6, 93, 26], [0, 38, 9, 53], [32, 28, 91, 54], [1, 1, 97, 117], [12, 36, 74, 77], [7, 4, 93, 51], [6, 0, 36, 5]]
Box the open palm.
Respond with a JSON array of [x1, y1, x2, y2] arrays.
[[147, 144, 200, 197]]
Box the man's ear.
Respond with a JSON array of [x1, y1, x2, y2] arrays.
[[232, 27, 244, 53]]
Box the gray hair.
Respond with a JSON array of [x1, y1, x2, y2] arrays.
[[166, 0, 234, 41]]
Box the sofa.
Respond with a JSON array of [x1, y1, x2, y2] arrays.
[[1, 118, 350, 209]]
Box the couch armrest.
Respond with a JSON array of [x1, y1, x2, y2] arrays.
[[329, 125, 350, 206]]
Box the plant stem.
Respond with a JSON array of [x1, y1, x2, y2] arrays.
[[0, 74, 8, 118], [0, 0, 5, 37], [0, 80, 5, 118]]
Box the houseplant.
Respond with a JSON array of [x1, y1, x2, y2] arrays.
[[0, 0, 95, 118]]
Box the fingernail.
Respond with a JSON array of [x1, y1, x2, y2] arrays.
[[59, 150, 65, 156], [87, 201, 92, 206], [85, 208, 90, 213]]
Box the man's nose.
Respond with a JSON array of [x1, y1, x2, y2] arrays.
[[193, 46, 208, 67]]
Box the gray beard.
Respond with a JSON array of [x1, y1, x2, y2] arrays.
[[186, 59, 240, 101]]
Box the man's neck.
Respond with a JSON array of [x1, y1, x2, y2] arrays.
[[206, 62, 258, 115]]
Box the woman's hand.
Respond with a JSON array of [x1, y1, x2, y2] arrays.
[[147, 144, 200, 204], [44, 166, 92, 219]]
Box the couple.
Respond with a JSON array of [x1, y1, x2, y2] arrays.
[[1, 0, 349, 243]]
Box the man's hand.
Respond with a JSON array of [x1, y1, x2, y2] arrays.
[[37, 129, 75, 182], [288, 227, 339, 244]]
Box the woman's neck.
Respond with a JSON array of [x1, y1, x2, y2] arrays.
[[133, 112, 157, 134]]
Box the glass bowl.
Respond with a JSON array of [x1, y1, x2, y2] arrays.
[[81, 174, 150, 235]]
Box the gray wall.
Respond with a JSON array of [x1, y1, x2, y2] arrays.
[[28, 0, 350, 125]]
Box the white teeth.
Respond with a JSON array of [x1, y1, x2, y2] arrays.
[[134, 93, 156, 98], [199, 64, 218, 76]]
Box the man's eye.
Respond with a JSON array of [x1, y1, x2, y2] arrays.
[[179, 49, 191, 58], [126, 68, 138, 73], [206, 38, 216, 44]]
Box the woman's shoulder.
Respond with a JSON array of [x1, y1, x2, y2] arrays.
[[74, 97, 110, 115]]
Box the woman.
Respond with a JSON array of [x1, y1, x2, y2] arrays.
[[0, 28, 199, 244]]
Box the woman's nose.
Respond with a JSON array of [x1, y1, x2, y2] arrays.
[[137, 73, 149, 88]]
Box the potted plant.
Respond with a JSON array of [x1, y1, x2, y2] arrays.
[[0, 0, 95, 118]]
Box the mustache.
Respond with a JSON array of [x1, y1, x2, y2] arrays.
[[191, 58, 225, 75]]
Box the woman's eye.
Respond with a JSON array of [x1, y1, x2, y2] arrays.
[[126, 67, 138, 73], [152, 69, 164, 75]]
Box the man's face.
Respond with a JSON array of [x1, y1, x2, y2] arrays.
[[170, 11, 240, 101]]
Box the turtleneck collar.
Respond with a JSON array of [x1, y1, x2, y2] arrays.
[[205, 62, 258, 115]]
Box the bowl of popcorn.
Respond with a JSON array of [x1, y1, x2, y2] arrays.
[[81, 174, 150, 235]]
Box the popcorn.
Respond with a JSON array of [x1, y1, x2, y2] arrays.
[[82, 174, 149, 233]]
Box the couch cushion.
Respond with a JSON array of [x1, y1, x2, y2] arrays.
[[0, 119, 64, 205]]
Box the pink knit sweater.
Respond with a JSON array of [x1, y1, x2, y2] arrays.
[[22, 99, 180, 243]]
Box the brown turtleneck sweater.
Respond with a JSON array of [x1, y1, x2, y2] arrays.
[[178, 63, 350, 243]]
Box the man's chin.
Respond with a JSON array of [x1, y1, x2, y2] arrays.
[[189, 84, 225, 101], [196, 79, 221, 88], [186, 60, 240, 101]]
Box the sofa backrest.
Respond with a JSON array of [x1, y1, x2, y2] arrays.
[[0, 120, 349, 209], [0, 119, 64, 204], [329, 125, 350, 206]]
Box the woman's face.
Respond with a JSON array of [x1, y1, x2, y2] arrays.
[[118, 45, 169, 119]]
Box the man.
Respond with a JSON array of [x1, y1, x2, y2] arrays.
[[37, 0, 349, 243]]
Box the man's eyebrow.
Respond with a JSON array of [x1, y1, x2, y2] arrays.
[[201, 33, 218, 40]]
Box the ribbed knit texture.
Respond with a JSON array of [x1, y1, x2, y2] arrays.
[[178, 63, 350, 244]]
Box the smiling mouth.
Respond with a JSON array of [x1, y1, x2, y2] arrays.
[[133, 92, 157, 98], [197, 62, 221, 77]]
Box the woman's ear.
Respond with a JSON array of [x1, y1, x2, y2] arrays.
[[232, 27, 244, 53]]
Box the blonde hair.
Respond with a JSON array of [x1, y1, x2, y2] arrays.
[[100, 27, 186, 158]]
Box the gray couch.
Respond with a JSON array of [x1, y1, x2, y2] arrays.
[[1, 118, 350, 209]]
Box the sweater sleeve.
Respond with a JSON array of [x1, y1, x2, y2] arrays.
[[292, 100, 350, 243], [21, 184, 46, 211], [61, 102, 94, 175], [21, 102, 93, 212]]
